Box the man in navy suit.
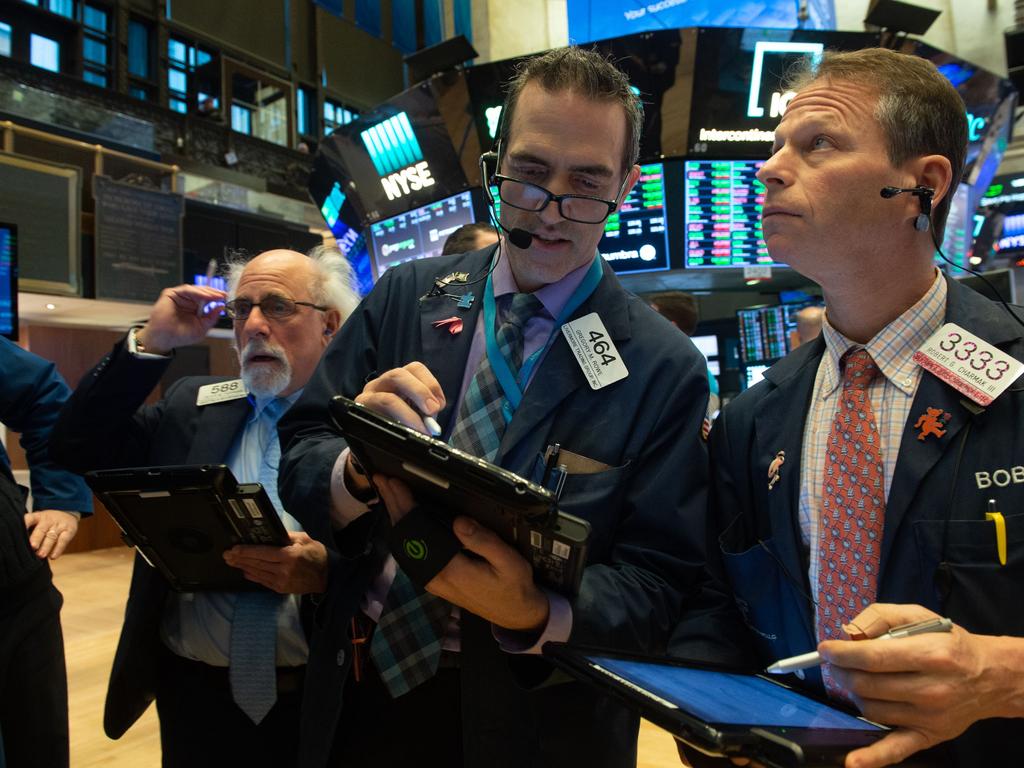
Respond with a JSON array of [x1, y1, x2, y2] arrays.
[[278, 47, 711, 768], [685, 48, 1024, 767], [50, 247, 359, 767]]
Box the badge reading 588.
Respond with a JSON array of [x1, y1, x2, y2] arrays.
[[913, 323, 1023, 406], [196, 379, 247, 406], [561, 313, 628, 390]]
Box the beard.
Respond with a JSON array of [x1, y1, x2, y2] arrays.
[[238, 338, 293, 398]]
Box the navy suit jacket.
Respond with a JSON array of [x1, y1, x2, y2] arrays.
[[50, 339, 255, 738], [699, 278, 1024, 765], [279, 248, 712, 768]]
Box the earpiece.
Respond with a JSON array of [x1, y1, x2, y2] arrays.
[[879, 185, 933, 232]]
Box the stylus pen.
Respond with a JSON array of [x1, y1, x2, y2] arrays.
[[423, 415, 442, 437], [764, 617, 954, 675]]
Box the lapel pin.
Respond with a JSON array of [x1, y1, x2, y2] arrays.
[[768, 450, 786, 491], [914, 407, 952, 441], [440, 271, 469, 285], [432, 316, 464, 336], [457, 292, 475, 310]]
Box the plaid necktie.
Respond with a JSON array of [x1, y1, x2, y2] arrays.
[[816, 349, 885, 699], [230, 398, 289, 723], [370, 292, 542, 698], [449, 292, 544, 461]]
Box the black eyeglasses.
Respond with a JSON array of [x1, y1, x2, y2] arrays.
[[491, 174, 627, 224], [224, 294, 328, 321]]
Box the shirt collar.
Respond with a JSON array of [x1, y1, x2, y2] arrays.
[[819, 270, 947, 397], [247, 388, 302, 423], [491, 241, 596, 320]]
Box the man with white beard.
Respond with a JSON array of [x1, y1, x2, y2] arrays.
[[50, 247, 360, 768]]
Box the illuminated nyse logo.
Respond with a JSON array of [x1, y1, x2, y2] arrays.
[[361, 112, 435, 201], [746, 41, 824, 119]]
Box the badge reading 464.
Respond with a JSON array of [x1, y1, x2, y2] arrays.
[[562, 312, 629, 390]]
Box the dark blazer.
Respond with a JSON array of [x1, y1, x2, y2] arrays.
[[49, 339, 253, 738], [278, 248, 712, 768], [701, 277, 1024, 765]]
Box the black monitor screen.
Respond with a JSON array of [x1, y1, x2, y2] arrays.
[[0, 223, 17, 340], [600, 163, 671, 275], [684, 159, 781, 269], [737, 303, 812, 364], [368, 191, 478, 278]]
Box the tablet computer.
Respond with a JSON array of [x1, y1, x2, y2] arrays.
[[328, 395, 590, 596], [85, 464, 290, 592], [544, 644, 887, 767]]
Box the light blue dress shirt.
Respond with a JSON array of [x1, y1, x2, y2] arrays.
[[160, 390, 309, 668]]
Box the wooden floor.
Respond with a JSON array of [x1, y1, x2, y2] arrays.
[[52, 547, 683, 767]]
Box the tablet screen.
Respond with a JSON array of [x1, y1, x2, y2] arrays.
[[586, 656, 883, 732]]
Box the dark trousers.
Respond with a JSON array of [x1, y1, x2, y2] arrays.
[[0, 571, 68, 768], [329, 656, 463, 767], [155, 647, 304, 768]]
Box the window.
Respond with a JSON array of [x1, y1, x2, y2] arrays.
[[167, 36, 220, 115], [355, 0, 381, 38], [30, 33, 59, 72], [227, 62, 292, 146], [391, 0, 416, 54], [324, 98, 357, 136], [81, 3, 109, 88], [296, 85, 315, 137], [48, 0, 73, 18], [0, 22, 11, 58], [230, 104, 252, 134], [127, 20, 149, 78]]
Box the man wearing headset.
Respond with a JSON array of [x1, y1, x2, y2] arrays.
[[683, 48, 1024, 767], [278, 47, 710, 767]]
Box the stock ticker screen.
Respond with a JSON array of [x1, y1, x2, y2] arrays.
[[0, 225, 16, 338], [684, 159, 781, 269], [600, 163, 671, 275], [368, 191, 477, 277], [737, 303, 813, 364]]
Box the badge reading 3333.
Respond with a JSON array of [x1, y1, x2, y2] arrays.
[[561, 313, 628, 390], [912, 323, 1024, 406]]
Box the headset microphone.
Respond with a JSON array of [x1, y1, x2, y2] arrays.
[[879, 185, 933, 231], [496, 221, 534, 249]]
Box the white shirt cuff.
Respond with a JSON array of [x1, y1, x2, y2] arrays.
[[329, 447, 372, 530], [491, 589, 573, 654]]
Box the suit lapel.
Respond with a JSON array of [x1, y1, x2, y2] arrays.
[[498, 261, 631, 461], [754, 341, 822, 641], [185, 393, 252, 464], [880, 277, 1024, 578], [418, 286, 483, 432]]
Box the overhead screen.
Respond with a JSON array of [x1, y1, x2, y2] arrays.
[[567, 0, 835, 45], [368, 190, 479, 278], [600, 162, 671, 275], [0, 223, 17, 340], [684, 159, 779, 269]]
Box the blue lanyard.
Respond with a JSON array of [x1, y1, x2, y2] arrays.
[[483, 254, 604, 423]]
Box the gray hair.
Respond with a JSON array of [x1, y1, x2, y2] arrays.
[[225, 244, 361, 321], [499, 46, 643, 174], [785, 48, 968, 240]]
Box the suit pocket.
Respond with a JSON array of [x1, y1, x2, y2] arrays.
[[913, 513, 1024, 636]]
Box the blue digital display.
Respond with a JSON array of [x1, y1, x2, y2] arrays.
[[587, 656, 881, 731], [600, 163, 670, 275], [567, 0, 835, 45], [0, 224, 16, 339], [368, 190, 477, 278]]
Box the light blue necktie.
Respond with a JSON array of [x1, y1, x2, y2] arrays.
[[229, 398, 288, 724]]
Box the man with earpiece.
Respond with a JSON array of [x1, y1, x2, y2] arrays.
[[278, 46, 711, 768], [49, 247, 360, 767], [675, 47, 1024, 768]]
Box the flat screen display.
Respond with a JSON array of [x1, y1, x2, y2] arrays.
[[684, 159, 781, 269], [600, 163, 670, 275], [937, 183, 972, 275], [0, 223, 18, 340], [737, 303, 813, 364], [690, 334, 720, 360], [368, 191, 478, 278], [744, 364, 770, 389], [586, 656, 881, 731]]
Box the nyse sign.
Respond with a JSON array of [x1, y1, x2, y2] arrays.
[[746, 41, 825, 120], [380, 161, 436, 201]]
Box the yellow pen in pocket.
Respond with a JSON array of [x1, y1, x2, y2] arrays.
[[985, 499, 1007, 566]]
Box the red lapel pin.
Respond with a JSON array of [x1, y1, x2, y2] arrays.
[[432, 316, 463, 335]]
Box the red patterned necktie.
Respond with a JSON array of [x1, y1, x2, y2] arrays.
[[816, 348, 885, 698]]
